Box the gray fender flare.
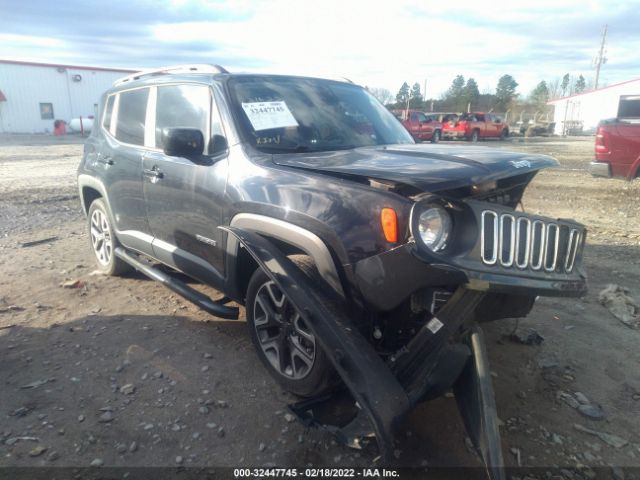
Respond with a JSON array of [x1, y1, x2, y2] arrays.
[[228, 213, 344, 297], [77, 174, 109, 214]]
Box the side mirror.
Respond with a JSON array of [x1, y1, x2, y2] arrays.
[[162, 128, 204, 157], [209, 134, 228, 155]]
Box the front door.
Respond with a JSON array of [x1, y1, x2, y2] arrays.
[[142, 83, 229, 288]]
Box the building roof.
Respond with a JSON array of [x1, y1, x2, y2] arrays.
[[548, 77, 640, 104], [0, 59, 137, 74]]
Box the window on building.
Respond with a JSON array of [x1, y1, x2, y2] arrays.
[[115, 88, 149, 146], [40, 103, 54, 120], [102, 95, 115, 132], [155, 84, 211, 150]]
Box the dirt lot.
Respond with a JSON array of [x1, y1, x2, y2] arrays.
[[1, 133, 639, 474]]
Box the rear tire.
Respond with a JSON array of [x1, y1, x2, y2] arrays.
[[500, 129, 509, 140], [87, 198, 131, 276], [470, 130, 480, 142], [246, 256, 335, 397], [431, 130, 441, 143]]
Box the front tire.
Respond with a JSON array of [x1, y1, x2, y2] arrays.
[[431, 129, 441, 143], [246, 257, 334, 397], [469, 129, 480, 142], [87, 198, 131, 276], [500, 129, 509, 140]]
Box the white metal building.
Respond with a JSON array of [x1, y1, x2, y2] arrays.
[[548, 77, 640, 135], [0, 60, 136, 133]]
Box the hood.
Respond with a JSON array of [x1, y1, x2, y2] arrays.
[[271, 144, 559, 192]]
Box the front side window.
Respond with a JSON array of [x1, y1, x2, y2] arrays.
[[228, 76, 413, 153], [102, 95, 115, 131], [155, 84, 210, 149], [115, 88, 149, 146]]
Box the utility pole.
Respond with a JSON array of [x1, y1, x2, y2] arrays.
[[594, 24, 608, 90], [423, 78, 427, 106]]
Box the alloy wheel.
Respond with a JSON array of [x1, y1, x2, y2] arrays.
[[253, 281, 316, 379], [90, 209, 113, 266]]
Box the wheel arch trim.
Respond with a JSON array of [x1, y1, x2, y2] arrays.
[[77, 174, 109, 214], [228, 213, 344, 297]]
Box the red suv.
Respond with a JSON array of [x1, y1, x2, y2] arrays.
[[442, 112, 509, 141], [393, 109, 442, 142]]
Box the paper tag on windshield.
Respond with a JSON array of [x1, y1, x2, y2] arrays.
[[241, 101, 299, 132]]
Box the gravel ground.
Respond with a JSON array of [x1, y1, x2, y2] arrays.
[[1, 134, 639, 474]]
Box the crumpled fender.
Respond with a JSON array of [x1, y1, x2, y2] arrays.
[[219, 226, 411, 462]]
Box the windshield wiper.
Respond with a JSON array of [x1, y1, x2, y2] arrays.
[[258, 144, 311, 153]]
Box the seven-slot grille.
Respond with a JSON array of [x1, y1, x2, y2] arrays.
[[480, 210, 582, 273]]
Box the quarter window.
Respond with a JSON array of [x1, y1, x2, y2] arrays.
[[155, 84, 210, 149], [102, 95, 115, 131], [115, 88, 149, 146]]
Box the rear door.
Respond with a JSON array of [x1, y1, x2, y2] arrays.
[[100, 87, 154, 254], [142, 83, 229, 288]]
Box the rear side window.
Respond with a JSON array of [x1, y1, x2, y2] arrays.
[[102, 95, 115, 131], [155, 84, 210, 149], [618, 95, 640, 119], [116, 88, 149, 145]]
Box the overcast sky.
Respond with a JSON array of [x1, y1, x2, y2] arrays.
[[2, 0, 638, 98]]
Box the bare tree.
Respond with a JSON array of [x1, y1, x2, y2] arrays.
[[369, 87, 394, 106], [547, 77, 561, 100]]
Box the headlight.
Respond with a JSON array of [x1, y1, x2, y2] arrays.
[[417, 206, 451, 252]]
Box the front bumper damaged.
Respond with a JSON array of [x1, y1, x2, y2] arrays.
[[221, 226, 506, 478], [355, 200, 587, 312]]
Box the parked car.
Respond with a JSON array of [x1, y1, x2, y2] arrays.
[[392, 109, 442, 142], [589, 96, 640, 179], [78, 65, 587, 472], [443, 112, 509, 141]]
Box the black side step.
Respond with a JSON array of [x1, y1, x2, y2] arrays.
[[114, 247, 239, 320]]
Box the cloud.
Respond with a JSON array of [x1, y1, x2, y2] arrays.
[[2, 0, 639, 96]]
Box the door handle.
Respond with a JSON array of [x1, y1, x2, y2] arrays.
[[143, 167, 164, 179], [98, 156, 114, 165]]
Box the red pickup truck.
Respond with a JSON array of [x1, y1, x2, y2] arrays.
[[590, 119, 640, 179], [589, 96, 640, 180], [392, 109, 442, 142], [442, 112, 509, 141]]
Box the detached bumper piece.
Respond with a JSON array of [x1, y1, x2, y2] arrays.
[[221, 226, 505, 479]]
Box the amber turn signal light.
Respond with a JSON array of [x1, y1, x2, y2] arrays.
[[380, 208, 398, 243]]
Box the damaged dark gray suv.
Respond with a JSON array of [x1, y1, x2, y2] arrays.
[[78, 64, 587, 475]]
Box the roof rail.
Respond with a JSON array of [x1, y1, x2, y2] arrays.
[[113, 64, 228, 86]]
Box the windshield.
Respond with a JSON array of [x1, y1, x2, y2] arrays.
[[228, 76, 414, 153]]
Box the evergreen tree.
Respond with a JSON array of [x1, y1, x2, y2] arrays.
[[462, 78, 480, 110], [396, 82, 410, 104], [495, 74, 518, 111], [530, 81, 550, 109], [410, 82, 423, 106], [575, 75, 586, 94], [561, 73, 570, 97], [446, 75, 465, 100]]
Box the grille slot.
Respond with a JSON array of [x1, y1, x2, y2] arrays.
[[481, 210, 581, 273]]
